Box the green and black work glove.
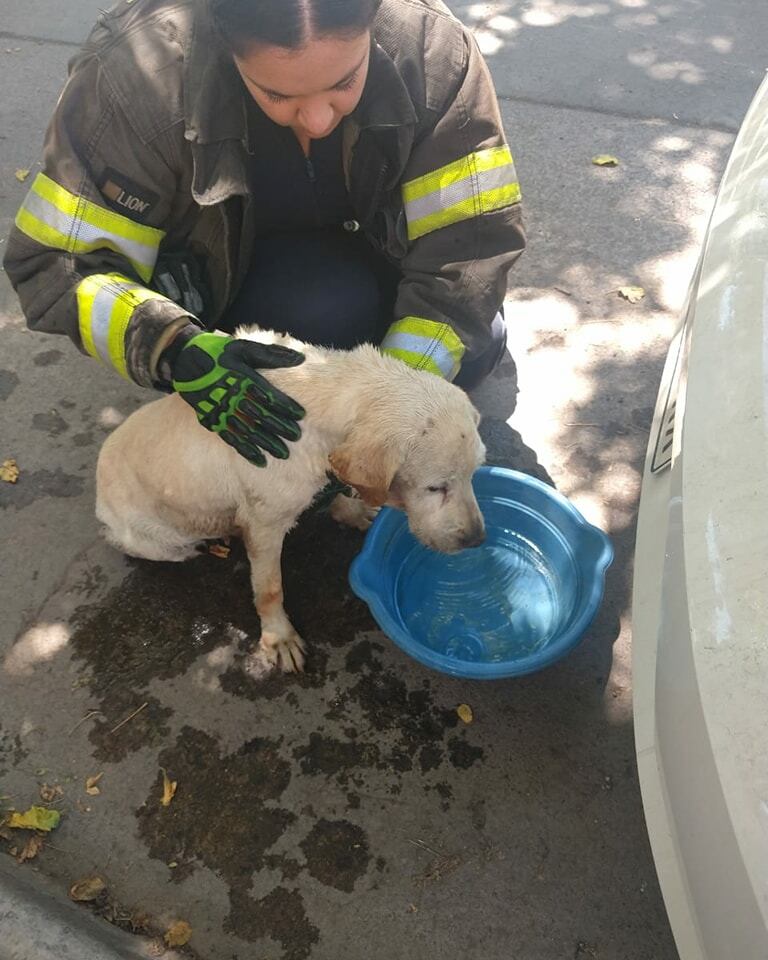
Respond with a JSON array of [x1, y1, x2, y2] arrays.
[[168, 331, 305, 467]]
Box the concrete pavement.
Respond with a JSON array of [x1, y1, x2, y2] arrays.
[[1, 2, 766, 958]]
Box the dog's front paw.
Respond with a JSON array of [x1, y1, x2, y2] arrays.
[[330, 493, 380, 532], [259, 628, 306, 673]]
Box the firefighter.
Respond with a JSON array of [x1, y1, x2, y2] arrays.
[[4, 0, 525, 467]]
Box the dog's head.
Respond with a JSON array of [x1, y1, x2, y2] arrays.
[[329, 377, 486, 554]]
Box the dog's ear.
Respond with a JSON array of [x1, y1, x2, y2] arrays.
[[329, 431, 402, 508]]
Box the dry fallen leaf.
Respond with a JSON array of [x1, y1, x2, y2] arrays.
[[592, 154, 619, 167], [457, 703, 474, 724], [128, 912, 151, 934], [85, 772, 103, 796], [0, 459, 20, 483], [69, 875, 106, 902], [39, 783, 63, 803], [618, 285, 645, 303], [160, 769, 177, 807], [16, 833, 44, 863], [164, 919, 192, 947], [208, 543, 231, 559], [7, 806, 61, 832], [14, 169, 30, 182]]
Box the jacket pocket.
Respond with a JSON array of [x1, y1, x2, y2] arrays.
[[368, 201, 409, 263]]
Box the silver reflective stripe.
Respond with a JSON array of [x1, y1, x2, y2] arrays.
[[404, 163, 515, 224], [89, 283, 122, 367], [379, 331, 456, 377], [22, 189, 159, 276]]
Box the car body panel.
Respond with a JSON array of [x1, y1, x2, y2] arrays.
[[633, 73, 768, 960]]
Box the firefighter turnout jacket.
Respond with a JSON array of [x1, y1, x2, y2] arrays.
[[3, 0, 525, 388]]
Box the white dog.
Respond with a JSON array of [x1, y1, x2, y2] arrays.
[[96, 327, 486, 672]]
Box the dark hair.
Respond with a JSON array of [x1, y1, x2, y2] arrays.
[[214, 0, 381, 55]]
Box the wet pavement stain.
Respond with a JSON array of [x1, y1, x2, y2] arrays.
[[32, 349, 64, 367], [66, 510, 372, 764], [429, 781, 454, 810], [266, 646, 482, 795], [447, 736, 485, 769], [70, 551, 253, 689], [300, 818, 371, 892], [137, 726, 319, 958], [334, 639, 461, 772], [0, 725, 28, 775], [285, 634, 484, 793], [68, 545, 259, 761], [0, 468, 84, 510], [32, 410, 69, 437], [418, 743, 444, 773], [227, 887, 319, 960], [71, 562, 108, 600], [0, 369, 20, 401], [137, 727, 295, 881], [264, 854, 303, 881], [89, 694, 173, 764], [293, 732, 380, 782]]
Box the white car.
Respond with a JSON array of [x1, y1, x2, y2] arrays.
[[633, 74, 768, 959]]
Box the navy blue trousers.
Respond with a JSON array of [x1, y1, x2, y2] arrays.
[[222, 228, 506, 390]]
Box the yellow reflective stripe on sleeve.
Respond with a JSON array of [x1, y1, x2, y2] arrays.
[[76, 273, 168, 379], [381, 316, 465, 379], [15, 173, 164, 282], [408, 183, 521, 242], [402, 145, 520, 242], [403, 145, 512, 202]]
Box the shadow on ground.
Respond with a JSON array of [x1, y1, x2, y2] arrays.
[[450, 0, 761, 132]]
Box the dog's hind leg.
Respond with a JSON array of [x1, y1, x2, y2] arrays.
[[96, 499, 202, 562]]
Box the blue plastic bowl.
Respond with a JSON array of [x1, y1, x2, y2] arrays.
[[349, 466, 613, 679]]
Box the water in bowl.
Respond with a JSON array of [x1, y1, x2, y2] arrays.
[[395, 527, 565, 664]]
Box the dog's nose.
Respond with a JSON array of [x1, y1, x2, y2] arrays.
[[460, 524, 486, 550]]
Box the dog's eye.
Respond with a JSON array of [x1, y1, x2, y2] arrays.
[[427, 485, 448, 494]]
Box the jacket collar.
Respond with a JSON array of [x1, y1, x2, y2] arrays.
[[182, 2, 249, 203], [183, 0, 245, 146], [352, 39, 418, 130]]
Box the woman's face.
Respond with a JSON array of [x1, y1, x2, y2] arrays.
[[234, 31, 371, 143]]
